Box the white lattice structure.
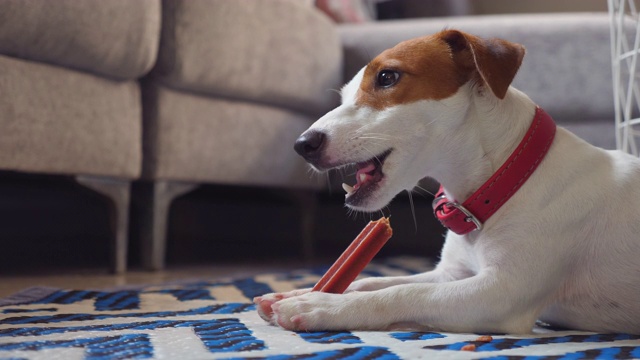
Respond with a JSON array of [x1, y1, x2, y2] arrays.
[[609, 0, 640, 155]]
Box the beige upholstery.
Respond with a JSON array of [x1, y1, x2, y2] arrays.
[[0, 0, 340, 272], [143, 85, 321, 188], [0, 0, 161, 273], [153, 0, 342, 115], [0, 54, 142, 178], [0, 0, 160, 80], [139, 0, 342, 270]]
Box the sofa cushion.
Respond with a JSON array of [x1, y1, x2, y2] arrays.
[[339, 13, 618, 124], [0, 0, 160, 80], [152, 0, 342, 116], [0, 55, 142, 178], [142, 84, 322, 189]]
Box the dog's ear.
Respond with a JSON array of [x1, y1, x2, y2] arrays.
[[440, 30, 525, 99]]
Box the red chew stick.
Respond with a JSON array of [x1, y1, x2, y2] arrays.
[[312, 221, 378, 291], [313, 217, 393, 294]]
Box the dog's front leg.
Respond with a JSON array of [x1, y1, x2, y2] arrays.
[[347, 267, 456, 292], [257, 265, 462, 323], [272, 271, 543, 333], [348, 236, 476, 292]]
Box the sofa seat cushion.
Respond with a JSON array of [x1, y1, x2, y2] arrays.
[[143, 84, 321, 189], [339, 13, 617, 124], [0, 0, 160, 80], [0, 55, 142, 178], [152, 0, 342, 116]]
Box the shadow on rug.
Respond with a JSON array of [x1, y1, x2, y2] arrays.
[[1, 256, 639, 359]]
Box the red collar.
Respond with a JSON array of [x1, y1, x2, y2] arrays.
[[433, 107, 556, 235]]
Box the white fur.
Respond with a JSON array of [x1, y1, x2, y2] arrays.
[[256, 64, 640, 334]]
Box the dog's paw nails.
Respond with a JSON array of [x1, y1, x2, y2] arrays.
[[255, 290, 312, 325], [256, 298, 277, 323]]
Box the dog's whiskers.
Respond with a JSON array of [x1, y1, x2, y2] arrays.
[[326, 88, 341, 96], [381, 205, 391, 219], [344, 204, 367, 221], [349, 131, 397, 142], [352, 122, 376, 135], [324, 172, 333, 195], [360, 132, 399, 139], [413, 184, 436, 197], [354, 141, 387, 152], [406, 190, 418, 233], [354, 136, 391, 142], [361, 146, 384, 166]]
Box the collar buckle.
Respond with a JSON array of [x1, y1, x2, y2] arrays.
[[443, 201, 483, 232], [433, 196, 483, 233]]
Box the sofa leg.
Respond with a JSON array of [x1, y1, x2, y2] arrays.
[[76, 176, 131, 274], [139, 181, 197, 271]]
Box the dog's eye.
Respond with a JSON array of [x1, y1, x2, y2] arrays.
[[376, 70, 400, 88]]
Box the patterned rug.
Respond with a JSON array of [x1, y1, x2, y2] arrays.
[[1, 256, 639, 360]]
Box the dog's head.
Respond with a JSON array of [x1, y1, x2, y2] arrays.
[[294, 30, 525, 212]]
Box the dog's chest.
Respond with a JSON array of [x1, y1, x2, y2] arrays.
[[443, 232, 489, 275]]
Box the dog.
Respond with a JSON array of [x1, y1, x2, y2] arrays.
[[254, 29, 640, 334]]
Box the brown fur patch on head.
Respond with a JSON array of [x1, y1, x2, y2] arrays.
[[355, 33, 466, 110], [355, 30, 525, 110]]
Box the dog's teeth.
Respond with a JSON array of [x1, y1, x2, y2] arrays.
[[342, 183, 355, 195], [359, 173, 368, 182]]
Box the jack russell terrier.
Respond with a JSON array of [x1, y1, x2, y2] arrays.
[[255, 30, 640, 334]]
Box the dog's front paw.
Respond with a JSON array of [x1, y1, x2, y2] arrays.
[[253, 288, 311, 323], [271, 291, 343, 331]]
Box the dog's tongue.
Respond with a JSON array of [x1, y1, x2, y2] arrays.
[[342, 162, 376, 196]]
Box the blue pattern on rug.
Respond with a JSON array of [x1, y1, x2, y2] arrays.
[[1, 257, 638, 359], [298, 331, 363, 344], [225, 346, 400, 360], [0, 334, 153, 359], [390, 332, 447, 341]]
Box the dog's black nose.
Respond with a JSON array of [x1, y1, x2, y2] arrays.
[[294, 130, 326, 160]]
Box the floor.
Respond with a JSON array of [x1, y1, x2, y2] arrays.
[[0, 261, 316, 298]]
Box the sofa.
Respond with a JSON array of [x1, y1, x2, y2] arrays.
[[0, 0, 623, 272], [0, 0, 160, 273], [0, 0, 342, 272]]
